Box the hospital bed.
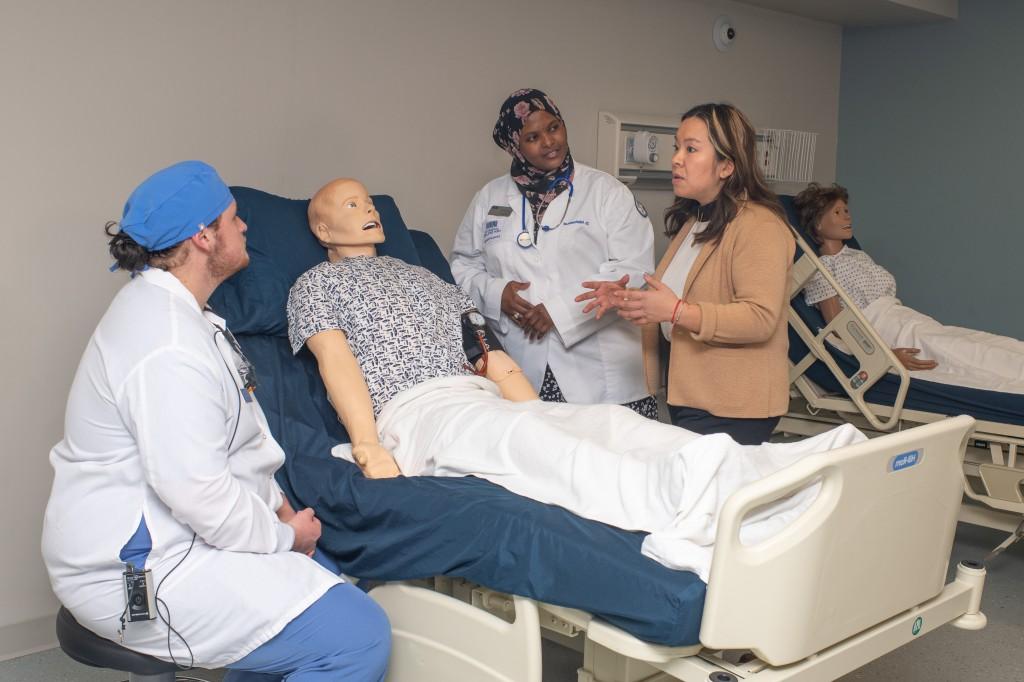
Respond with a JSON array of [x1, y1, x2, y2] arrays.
[[778, 195, 1024, 560], [210, 186, 987, 682]]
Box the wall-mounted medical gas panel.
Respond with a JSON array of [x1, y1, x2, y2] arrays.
[[596, 111, 678, 188], [597, 111, 818, 189]]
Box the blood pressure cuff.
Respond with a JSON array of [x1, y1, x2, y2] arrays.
[[461, 309, 504, 367]]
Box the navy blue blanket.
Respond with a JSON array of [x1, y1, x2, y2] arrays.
[[211, 187, 706, 646]]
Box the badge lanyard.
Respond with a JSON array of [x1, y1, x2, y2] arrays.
[[517, 180, 574, 249]]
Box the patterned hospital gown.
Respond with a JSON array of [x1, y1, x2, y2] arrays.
[[803, 245, 897, 311], [287, 256, 476, 415]]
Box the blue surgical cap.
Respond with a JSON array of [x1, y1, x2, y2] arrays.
[[120, 160, 233, 252]]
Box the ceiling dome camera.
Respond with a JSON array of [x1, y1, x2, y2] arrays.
[[713, 16, 736, 52]]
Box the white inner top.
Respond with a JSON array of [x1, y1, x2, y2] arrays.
[[660, 220, 709, 341]]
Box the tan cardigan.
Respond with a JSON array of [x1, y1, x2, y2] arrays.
[[642, 202, 795, 418]]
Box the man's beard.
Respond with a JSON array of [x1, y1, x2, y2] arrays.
[[207, 240, 249, 280]]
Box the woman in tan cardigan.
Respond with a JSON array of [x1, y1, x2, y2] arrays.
[[578, 103, 794, 444]]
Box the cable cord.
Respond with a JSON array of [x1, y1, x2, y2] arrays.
[[154, 532, 197, 670], [131, 327, 246, 672], [212, 327, 244, 451]]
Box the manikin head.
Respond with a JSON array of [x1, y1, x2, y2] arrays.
[[308, 178, 385, 261], [793, 182, 852, 246]]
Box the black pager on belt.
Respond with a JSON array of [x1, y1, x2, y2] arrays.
[[461, 309, 504, 372]]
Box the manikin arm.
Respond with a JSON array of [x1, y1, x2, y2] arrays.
[[306, 329, 401, 479], [817, 295, 843, 324], [815, 296, 937, 370], [482, 350, 538, 402]]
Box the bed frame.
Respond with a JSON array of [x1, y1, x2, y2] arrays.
[[781, 226, 1024, 559], [217, 187, 992, 680], [370, 415, 987, 681]]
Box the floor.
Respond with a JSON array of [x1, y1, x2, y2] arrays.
[[2, 522, 1020, 682]]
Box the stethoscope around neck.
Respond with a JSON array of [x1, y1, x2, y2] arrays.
[[517, 176, 575, 249]]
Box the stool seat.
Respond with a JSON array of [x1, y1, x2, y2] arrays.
[[55, 606, 179, 675]]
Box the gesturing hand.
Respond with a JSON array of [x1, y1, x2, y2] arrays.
[[576, 274, 630, 319], [352, 442, 402, 479], [288, 507, 321, 557], [614, 274, 678, 326], [893, 347, 939, 371], [501, 281, 534, 327]]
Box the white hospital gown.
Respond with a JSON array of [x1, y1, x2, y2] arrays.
[[803, 245, 896, 310]]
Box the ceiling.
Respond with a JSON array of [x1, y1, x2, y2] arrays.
[[735, 0, 957, 27]]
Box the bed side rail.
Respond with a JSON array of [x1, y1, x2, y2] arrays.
[[700, 415, 975, 666], [787, 226, 911, 431], [370, 582, 543, 682]]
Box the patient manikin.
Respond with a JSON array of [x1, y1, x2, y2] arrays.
[[796, 183, 1024, 394], [287, 178, 865, 579]]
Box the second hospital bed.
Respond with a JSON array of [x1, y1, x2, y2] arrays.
[[210, 186, 988, 682], [777, 195, 1024, 558]]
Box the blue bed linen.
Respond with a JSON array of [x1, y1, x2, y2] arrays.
[[211, 187, 706, 646], [409, 229, 456, 285], [781, 196, 1024, 426]]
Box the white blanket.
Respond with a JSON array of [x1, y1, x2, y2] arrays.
[[334, 376, 865, 581], [865, 296, 1024, 394]]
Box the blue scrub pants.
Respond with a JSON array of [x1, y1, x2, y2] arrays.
[[223, 551, 391, 682]]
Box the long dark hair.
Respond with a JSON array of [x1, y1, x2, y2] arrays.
[[664, 103, 784, 244]]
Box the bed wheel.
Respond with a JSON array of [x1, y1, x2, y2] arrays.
[[708, 673, 739, 682]]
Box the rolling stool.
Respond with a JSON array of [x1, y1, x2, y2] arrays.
[[56, 606, 189, 681]]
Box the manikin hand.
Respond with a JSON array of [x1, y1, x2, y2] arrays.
[[288, 507, 321, 557], [502, 281, 534, 327], [352, 442, 402, 479], [576, 274, 630, 320], [893, 347, 939, 371]]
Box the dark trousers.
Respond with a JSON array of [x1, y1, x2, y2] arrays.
[[668, 405, 780, 445]]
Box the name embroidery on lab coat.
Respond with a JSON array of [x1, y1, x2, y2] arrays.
[[484, 219, 503, 242]]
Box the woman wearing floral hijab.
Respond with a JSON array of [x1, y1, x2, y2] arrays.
[[451, 88, 657, 416]]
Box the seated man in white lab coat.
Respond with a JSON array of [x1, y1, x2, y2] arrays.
[[41, 162, 390, 682], [287, 177, 864, 581]]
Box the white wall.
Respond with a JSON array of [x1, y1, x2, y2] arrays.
[[0, 0, 840, 658]]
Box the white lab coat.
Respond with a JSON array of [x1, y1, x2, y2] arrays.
[[451, 163, 655, 404], [41, 269, 339, 668]]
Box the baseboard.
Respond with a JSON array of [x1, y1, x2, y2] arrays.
[[0, 613, 58, 663]]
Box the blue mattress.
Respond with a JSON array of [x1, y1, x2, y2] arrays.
[[210, 187, 706, 646], [781, 195, 1024, 427]]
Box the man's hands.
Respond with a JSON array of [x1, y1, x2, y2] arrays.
[[352, 442, 402, 479], [501, 280, 552, 340], [286, 507, 321, 556], [893, 347, 939, 371]]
